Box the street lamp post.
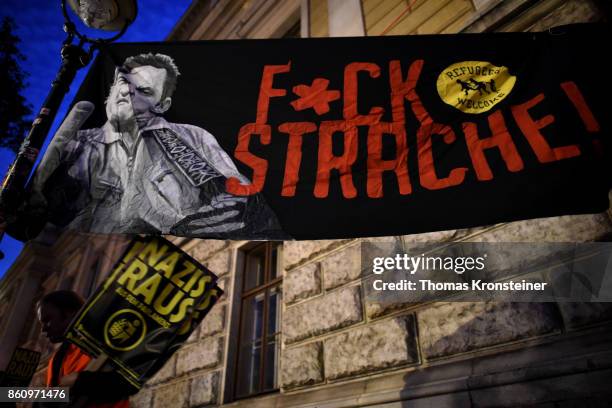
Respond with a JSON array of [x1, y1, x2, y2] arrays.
[[0, 0, 137, 256]]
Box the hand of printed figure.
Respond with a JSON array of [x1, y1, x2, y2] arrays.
[[171, 193, 248, 235], [29, 101, 95, 208]]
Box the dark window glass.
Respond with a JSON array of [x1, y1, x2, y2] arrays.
[[263, 339, 278, 390], [244, 247, 265, 292], [267, 286, 280, 336], [269, 246, 278, 280]]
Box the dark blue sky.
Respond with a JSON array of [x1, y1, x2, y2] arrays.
[[0, 0, 193, 277]]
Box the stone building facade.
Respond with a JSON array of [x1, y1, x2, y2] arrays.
[[0, 0, 610, 407]]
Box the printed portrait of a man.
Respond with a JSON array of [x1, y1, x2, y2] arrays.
[[30, 53, 287, 239]]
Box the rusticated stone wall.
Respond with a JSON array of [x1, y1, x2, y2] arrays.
[[418, 302, 561, 359], [277, 213, 612, 398]]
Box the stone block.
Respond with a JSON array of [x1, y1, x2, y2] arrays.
[[148, 355, 176, 385], [189, 371, 219, 407], [362, 236, 402, 244], [324, 315, 417, 380], [166, 236, 187, 246], [189, 240, 228, 261], [284, 286, 362, 343], [528, 0, 601, 32], [280, 342, 323, 388], [322, 244, 363, 290], [153, 381, 189, 408], [557, 302, 612, 329], [418, 302, 561, 359], [401, 228, 473, 243], [185, 323, 201, 344], [217, 277, 228, 292], [203, 250, 232, 277], [363, 274, 417, 319], [217, 277, 229, 302], [469, 214, 611, 242], [283, 240, 348, 270], [130, 387, 152, 408], [200, 304, 226, 337], [176, 337, 223, 375], [285, 263, 321, 304]]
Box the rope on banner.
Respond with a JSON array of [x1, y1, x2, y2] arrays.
[[379, 0, 419, 36]]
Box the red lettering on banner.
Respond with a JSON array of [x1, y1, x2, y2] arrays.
[[291, 79, 340, 115], [391, 59, 467, 189], [256, 63, 291, 124], [228, 63, 290, 196], [344, 62, 384, 121], [463, 110, 524, 181], [278, 122, 317, 197], [367, 122, 411, 197], [511, 93, 580, 163], [231, 60, 597, 198], [226, 123, 271, 196], [389, 59, 430, 125], [560, 81, 600, 132], [417, 124, 468, 190], [315, 121, 358, 198]]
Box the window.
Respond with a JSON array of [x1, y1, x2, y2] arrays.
[[234, 243, 282, 399]]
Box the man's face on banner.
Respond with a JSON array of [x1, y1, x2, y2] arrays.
[[106, 65, 169, 128]]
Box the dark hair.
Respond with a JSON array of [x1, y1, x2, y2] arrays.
[[38, 290, 84, 314], [121, 53, 180, 99]]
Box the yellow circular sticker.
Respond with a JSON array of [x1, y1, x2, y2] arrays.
[[436, 61, 516, 114], [104, 309, 147, 352]]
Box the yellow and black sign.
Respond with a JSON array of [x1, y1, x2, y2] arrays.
[[65, 236, 223, 389], [436, 61, 516, 114], [0, 347, 41, 387]]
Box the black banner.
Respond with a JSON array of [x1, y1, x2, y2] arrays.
[[65, 236, 222, 389], [16, 23, 611, 240]]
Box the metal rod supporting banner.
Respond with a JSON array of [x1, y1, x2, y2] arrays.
[[0, 42, 91, 244], [2, 44, 89, 202]]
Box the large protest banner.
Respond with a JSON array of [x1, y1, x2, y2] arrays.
[[65, 236, 222, 388], [10, 23, 610, 241]]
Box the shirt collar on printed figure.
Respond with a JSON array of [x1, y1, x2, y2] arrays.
[[100, 116, 169, 144]]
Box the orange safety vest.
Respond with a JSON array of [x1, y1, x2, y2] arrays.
[[46, 343, 129, 408]]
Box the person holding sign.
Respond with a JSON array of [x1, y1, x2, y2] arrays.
[[37, 290, 137, 407]]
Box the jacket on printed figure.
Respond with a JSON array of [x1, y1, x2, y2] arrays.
[[40, 116, 288, 239]]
